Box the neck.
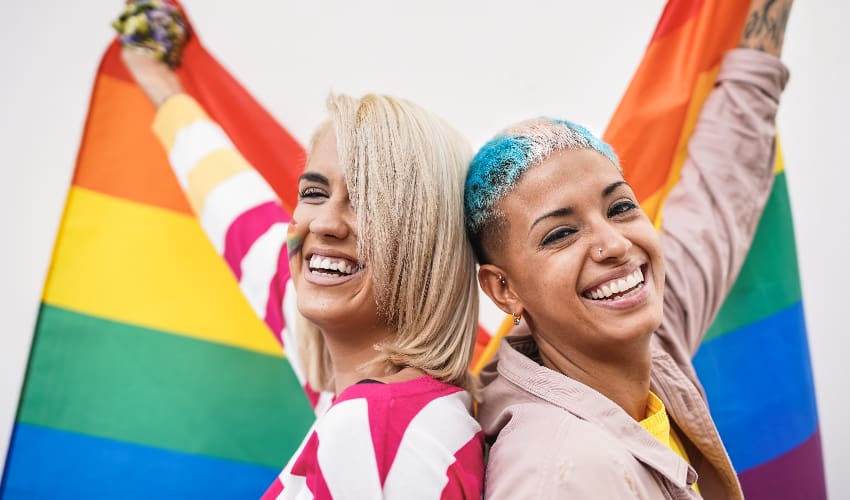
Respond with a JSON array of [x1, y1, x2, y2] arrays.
[[535, 333, 653, 421], [320, 321, 396, 395]]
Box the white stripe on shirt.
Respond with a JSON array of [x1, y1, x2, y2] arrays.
[[169, 120, 234, 188], [382, 391, 479, 499], [239, 222, 288, 318], [199, 169, 279, 253], [316, 399, 383, 500], [277, 422, 316, 500], [282, 280, 304, 378]]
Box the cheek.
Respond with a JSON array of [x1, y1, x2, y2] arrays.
[[637, 226, 665, 288], [517, 251, 583, 304], [288, 206, 311, 256], [342, 205, 358, 237], [292, 202, 309, 225]]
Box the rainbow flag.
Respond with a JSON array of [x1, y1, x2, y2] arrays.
[[604, 0, 825, 498], [0, 30, 316, 498], [2, 1, 825, 498]]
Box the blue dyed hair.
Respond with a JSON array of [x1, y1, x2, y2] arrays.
[[464, 118, 619, 262]]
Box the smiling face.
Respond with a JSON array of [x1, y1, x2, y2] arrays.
[[291, 127, 383, 333], [481, 148, 665, 360]]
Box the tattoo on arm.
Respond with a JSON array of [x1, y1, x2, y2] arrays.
[[740, 0, 793, 57]]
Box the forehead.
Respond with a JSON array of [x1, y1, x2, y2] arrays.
[[304, 128, 342, 179], [509, 148, 623, 202]]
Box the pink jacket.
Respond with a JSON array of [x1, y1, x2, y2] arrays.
[[478, 49, 790, 500]]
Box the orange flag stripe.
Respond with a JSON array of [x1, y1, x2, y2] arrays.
[[73, 72, 193, 215]]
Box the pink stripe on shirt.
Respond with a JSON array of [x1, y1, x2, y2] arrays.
[[265, 376, 484, 499], [223, 200, 289, 281], [262, 248, 290, 343]]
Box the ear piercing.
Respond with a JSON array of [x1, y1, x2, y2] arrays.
[[498, 275, 506, 286], [511, 312, 522, 326]]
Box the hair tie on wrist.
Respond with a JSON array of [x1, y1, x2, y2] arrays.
[[113, 0, 189, 68]]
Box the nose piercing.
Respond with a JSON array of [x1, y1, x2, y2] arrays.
[[598, 247, 603, 257]]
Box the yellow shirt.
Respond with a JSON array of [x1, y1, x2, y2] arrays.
[[639, 391, 700, 493]]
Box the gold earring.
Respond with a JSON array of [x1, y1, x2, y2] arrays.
[[511, 312, 522, 326]]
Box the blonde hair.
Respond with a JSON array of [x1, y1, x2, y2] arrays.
[[297, 93, 479, 394]]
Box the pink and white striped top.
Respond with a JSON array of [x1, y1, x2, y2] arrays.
[[263, 377, 484, 499], [153, 94, 484, 499]]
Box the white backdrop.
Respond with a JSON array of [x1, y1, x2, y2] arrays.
[[2, 1, 847, 496]]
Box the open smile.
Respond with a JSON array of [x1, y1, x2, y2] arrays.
[[302, 251, 364, 285], [581, 264, 650, 308]]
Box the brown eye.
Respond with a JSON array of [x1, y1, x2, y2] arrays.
[[541, 227, 576, 246], [607, 200, 637, 218], [298, 186, 328, 201]]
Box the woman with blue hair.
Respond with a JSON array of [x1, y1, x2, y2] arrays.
[[468, 0, 792, 498]]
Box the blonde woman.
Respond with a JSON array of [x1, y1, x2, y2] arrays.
[[116, 3, 483, 499], [465, 0, 791, 498]]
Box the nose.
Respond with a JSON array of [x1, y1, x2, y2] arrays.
[[309, 199, 353, 240], [590, 219, 631, 262]]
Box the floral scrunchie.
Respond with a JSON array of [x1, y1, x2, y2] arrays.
[[113, 0, 189, 68]]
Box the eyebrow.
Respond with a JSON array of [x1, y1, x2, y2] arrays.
[[530, 207, 574, 234], [299, 172, 329, 185], [603, 181, 629, 197]]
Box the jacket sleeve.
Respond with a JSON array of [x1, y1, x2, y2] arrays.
[[657, 49, 790, 360], [151, 94, 295, 353]]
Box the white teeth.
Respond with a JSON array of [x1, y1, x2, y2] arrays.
[[308, 254, 359, 276], [587, 268, 646, 300]]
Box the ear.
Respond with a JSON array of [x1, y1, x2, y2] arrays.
[[478, 263, 524, 317]]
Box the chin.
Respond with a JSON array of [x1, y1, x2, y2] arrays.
[[621, 304, 664, 342], [295, 291, 342, 328]]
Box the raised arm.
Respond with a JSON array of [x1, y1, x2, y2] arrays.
[[740, 0, 793, 57], [117, 8, 296, 356], [657, 0, 793, 359]]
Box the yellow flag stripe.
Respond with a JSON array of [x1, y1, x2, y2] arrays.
[[472, 315, 516, 376], [643, 66, 784, 229], [43, 186, 284, 357]]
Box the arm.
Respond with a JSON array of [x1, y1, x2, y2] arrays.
[[740, 0, 793, 57], [149, 89, 293, 346], [121, 46, 295, 352], [657, 0, 792, 358]]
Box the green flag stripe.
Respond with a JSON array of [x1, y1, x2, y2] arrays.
[[17, 304, 315, 468], [704, 172, 802, 342]]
